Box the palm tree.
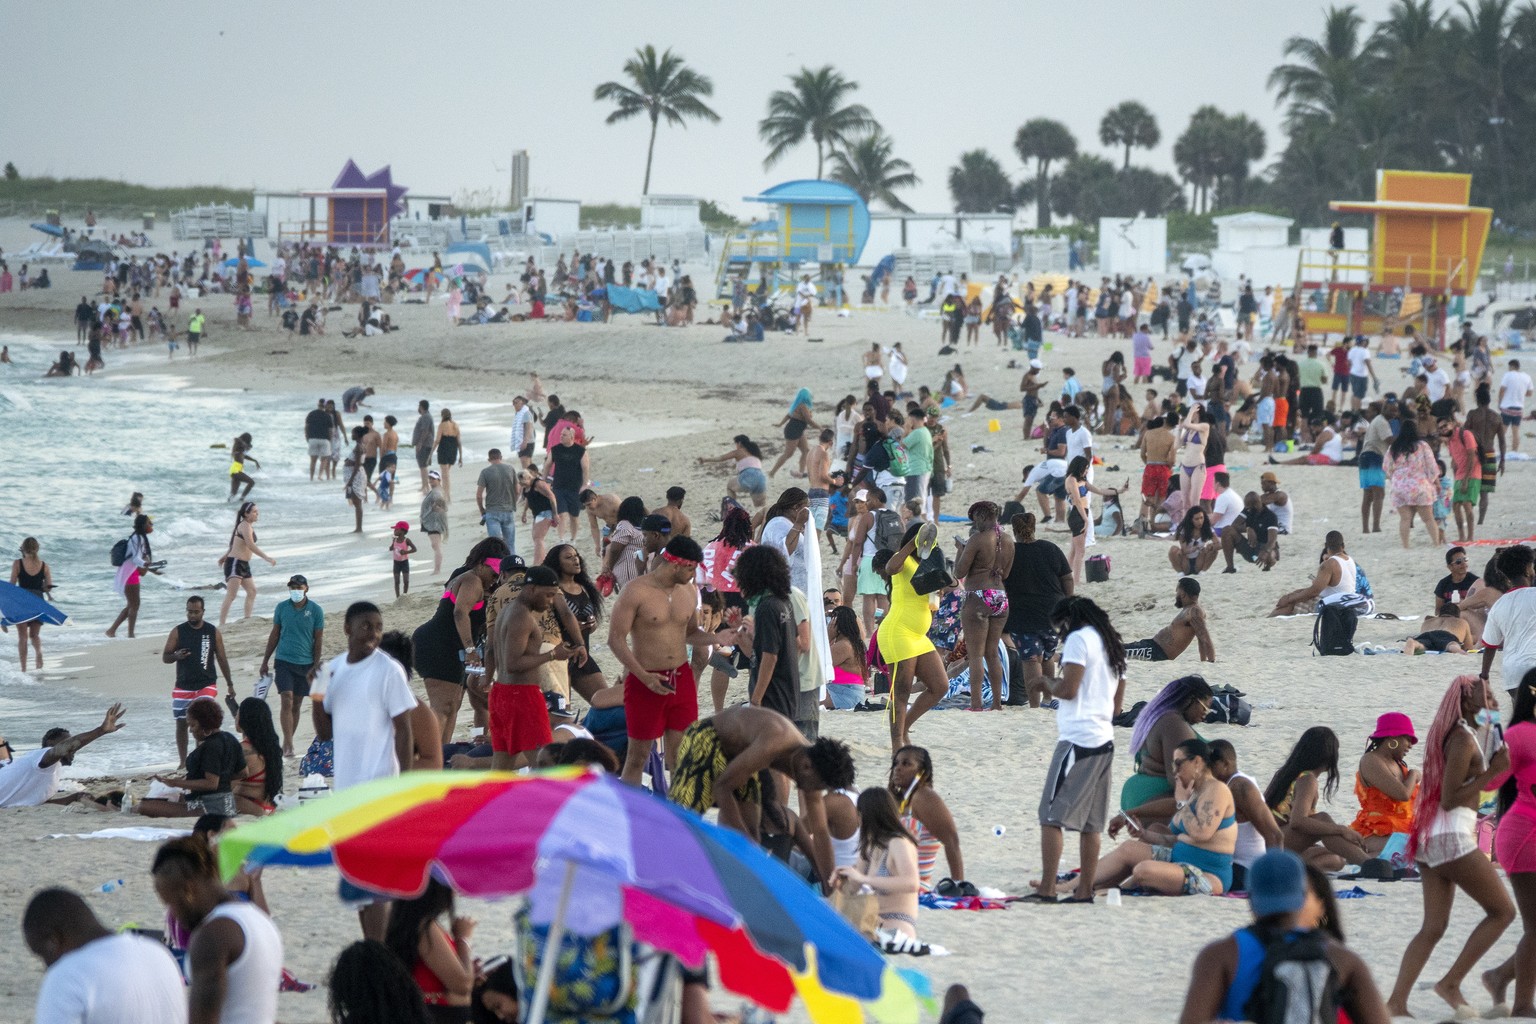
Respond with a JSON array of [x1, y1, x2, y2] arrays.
[[1213, 114, 1268, 206], [1174, 107, 1225, 213], [947, 150, 1013, 213], [759, 66, 876, 178], [1267, 5, 1373, 132], [1098, 101, 1161, 169], [827, 129, 920, 211], [1049, 155, 1118, 223], [1013, 119, 1078, 229], [593, 45, 720, 195]]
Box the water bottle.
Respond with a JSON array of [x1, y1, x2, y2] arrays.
[[97, 879, 126, 894]]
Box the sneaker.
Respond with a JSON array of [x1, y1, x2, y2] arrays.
[[1041, 698, 1060, 710]]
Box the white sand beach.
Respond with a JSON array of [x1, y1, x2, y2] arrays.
[[2, 217, 1534, 1022]]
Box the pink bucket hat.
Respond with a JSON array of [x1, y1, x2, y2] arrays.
[[1369, 712, 1417, 743]]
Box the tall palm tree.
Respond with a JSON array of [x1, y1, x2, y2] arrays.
[[827, 129, 920, 211], [1013, 119, 1078, 229], [1267, 5, 1374, 131], [1213, 114, 1267, 206], [1449, 0, 1518, 206], [947, 150, 1013, 213], [1174, 107, 1226, 213], [594, 45, 720, 195], [1098, 101, 1161, 169], [759, 66, 876, 178]]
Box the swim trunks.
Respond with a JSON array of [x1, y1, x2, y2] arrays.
[[671, 718, 761, 815], [1141, 464, 1171, 499], [623, 662, 699, 741], [489, 683, 553, 757], [1124, 638, 1169, 662], [1412, 629, 1461, 653]]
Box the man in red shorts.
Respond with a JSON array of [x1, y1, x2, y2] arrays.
[[608, 536, 724, 786], [1138, 410, 1177, 532], [486, 565, 578, 770]]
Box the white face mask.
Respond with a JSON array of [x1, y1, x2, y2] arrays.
[[289, 590, 306, 604]]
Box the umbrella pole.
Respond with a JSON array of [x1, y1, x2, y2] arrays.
[[525, 861, 576, 1024]]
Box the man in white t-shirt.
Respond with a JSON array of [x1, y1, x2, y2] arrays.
[[1034, 596, 1125, 902], [25, 887, 188, 1024], [1209, 472, 1243, 532], [0, 704, 125, 809], [1421, 356, 1451, 404], [509, 394, 536, 467], [1499, 359, 1534, 452], [1346, 336, 1377, 412], [1482, 545, 1536, 695], [313, 600, 416, 939]]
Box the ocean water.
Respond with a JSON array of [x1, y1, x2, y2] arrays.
[[0, 331, 508, 775]]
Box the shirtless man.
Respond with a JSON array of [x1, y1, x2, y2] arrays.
[[485, 566, 578, 770], [954, 502, 1014, 710], [1253, 354, 1280, 453], [1464, 382, 1505, 525], [652, 486, 692, 538], [580, 488, 621, 553], [805, 429, 835, 536], [1138, 411, 1178, 531], [670, 703, 856, 887], [1125, 578, 1216, 662], [359, 416, 382, 482], [1399, 606, 1475, 655], [1020, 362, 1047, 441], [862, 342, 884, 386], [607, 537, 723, 786]]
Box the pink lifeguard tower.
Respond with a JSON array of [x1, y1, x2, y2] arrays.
[[280, 160, 407, 248]]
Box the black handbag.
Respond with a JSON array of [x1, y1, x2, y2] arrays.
[[910, 548, 954, 596]]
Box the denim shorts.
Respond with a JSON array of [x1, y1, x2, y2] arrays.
[[737, 467, 768, 495]]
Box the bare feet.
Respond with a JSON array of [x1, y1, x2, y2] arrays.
[[1484, 965, 1511, 1008], [1432, 978, 1470, 1016], [104, 628, 116, 638], [1384, 999, 1412, 1018]]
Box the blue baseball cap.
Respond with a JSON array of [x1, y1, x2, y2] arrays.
[[1248, 850, 1306, 917]]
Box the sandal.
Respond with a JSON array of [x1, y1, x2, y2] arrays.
[[877, 930, 931, 956]]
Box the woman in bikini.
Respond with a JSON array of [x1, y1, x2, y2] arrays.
[[1176, 405, 1211, 512], [1388, 675, 1513, 1018], [889, 745, 970, 895], [411, 538, 509, 745], [769, 388, 818, 478], [1350, 712, 1420, 857], [216, 501, 276, 628], [1265, 725, 1370, 871], [824, 606, 868, 710], [1063, 456, 1118, 584], [954, 501, 1014, 711], [232, 697, 283, 816], [833, 788, 923, 952], [1093, 737, 1238, 895]]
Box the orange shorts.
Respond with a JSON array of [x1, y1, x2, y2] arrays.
[[1272, 397, 1290, 427]]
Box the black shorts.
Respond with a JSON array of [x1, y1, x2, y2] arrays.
[[929, 475, 948, 497], [222, 557, 251, 580], [1413, 629, 1461, 653], [518, 443, 534, 460], [1124, 638, 1169, 662], [274, 659, 313, 697], [363, 456, 377, 478], [1299, 386, 1324, 420], [415, 446, 432, 469], [393, 560, 410, 579], [1067, 508, 1086, 537]]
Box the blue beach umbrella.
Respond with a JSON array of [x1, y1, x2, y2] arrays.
[[0, 581, 69, 628]]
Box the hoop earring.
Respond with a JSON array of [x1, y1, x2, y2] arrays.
[[1386, 739, 1398, 751]]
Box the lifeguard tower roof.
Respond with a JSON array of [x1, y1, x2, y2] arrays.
[[740, 179, 870, 266], [1328, 170, 1490, 296]]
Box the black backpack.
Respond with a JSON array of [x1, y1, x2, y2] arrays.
[[871, 508, 904, 553], [1312, 602, 1357, 656], [110, 537, 130, 567], [1205, 685, 1252, 726], [1242, 927, 1340, 1024]]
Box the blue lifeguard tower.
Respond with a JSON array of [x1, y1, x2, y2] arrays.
[[715, 180, 870, 299]]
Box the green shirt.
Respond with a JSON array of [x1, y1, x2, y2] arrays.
[[188, 313, 206, 334], [272, 599, 324, 664], [903, 426, 934, 476], [1297, 357, 1327, 389]]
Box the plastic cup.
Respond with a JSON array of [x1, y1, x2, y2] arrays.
[[1105, 888, 1122, 906]]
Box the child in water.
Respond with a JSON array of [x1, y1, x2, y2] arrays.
[[376, 464, 395, 511], [388, 521, 417, 597]]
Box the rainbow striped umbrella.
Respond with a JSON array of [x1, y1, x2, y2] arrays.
[[219, 769, 929, 1024]]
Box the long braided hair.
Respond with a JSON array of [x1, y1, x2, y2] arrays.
[[1409, 674, 1490, 859]]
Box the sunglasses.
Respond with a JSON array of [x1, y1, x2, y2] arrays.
[[1172, 757, 1192, 770]]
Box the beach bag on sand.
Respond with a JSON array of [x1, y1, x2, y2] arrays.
[[110, 537, 130, 567], [1205, 685, 1251, 726], [832, 883, 880, 941], [1242, 926, 1339, 1024], [1085, 554, 1111, 583], [1113, 700, 1148, 728], [1312, 603, 1357, 656]]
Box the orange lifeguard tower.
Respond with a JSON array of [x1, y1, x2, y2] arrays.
[[1291, 170, 1491, 346]]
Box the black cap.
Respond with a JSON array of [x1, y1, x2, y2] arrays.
[[641, 514, 672, 534], [287, 574, 308, 587], [524, 566, 559, 587]]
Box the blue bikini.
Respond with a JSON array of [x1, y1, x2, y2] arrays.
[[1169, 814, 1237, 892]]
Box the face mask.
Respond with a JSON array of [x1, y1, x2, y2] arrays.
[[289, 590, 306, 604], [1477, 708, 1501, 727]]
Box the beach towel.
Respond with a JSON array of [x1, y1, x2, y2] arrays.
[[919, 892, 1011, 911], [606, 286, 662, 314], [46, 826, 191, 842]]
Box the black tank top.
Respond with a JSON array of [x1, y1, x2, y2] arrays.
[[524, 480, 552, 516], [175, 621, 219, 688], [15, 560, 46, 593]]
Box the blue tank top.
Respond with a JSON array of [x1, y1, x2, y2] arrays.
[[1221, 928, 1267, 1021]]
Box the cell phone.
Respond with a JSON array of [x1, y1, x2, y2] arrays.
[[1125, 813, 1143, 836]]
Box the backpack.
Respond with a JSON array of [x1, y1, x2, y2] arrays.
[[871, 508, 904, 554], [1085, 554, 1111, 583], [1112, 699, 1148, 728], [883, 436, 912, 476], [1242, 927, 1340, 1024], [1205, 685, 1252, 725], [109, 537, 130, 567], [1312, 602, 1357, 656], [865, 436, 892, 471]]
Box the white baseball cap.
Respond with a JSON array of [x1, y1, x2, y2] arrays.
[[1030, 358, 1044, 369]]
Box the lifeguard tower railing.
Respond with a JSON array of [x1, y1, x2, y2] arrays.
[[1290, 246, 1466, 341], [276, 219, 392, 249]]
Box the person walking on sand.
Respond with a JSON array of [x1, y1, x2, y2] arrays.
[[259, 574, 324, 757], [1030, 595, 1125, 903], [770, 388, 818, 478], [412, 399, 435, 492], [10, 536, 53, 671], [162, 595, 234, 768], [216, 501, 276, 627], [107, 514, 160, 638], [304, 399, 333, 481], [421, 470, 449, 572], [435, 408, 463, 503], [342, 427, 373, 534]]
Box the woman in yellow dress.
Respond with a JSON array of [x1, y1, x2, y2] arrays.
[[876, 521, 948, 751]]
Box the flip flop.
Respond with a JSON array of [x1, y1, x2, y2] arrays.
[[1059, 895, 1095, 904], [915, 521, 939, 558], [1017, 892, 1060, 903]]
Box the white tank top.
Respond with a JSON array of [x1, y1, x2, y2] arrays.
[[1319, 431, 1343, 463], [203, 902, 283, 1024], [1318, 554, 1357, 602], [1232, 771, 1267, 868], [1271, 496, 1293, 534], [828, 788, 862, 868]]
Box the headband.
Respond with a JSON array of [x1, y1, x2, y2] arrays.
[[662, 551, 698, 567]]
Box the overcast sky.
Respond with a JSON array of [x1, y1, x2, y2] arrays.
[[2, 0, 1404, 217]]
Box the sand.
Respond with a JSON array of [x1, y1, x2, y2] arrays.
[[2, 216, 1534, 1022]]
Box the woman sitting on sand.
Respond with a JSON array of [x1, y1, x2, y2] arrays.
[[1093, 738, 1237, 895], [232, 698, 283, 816], [825, 606, 869, 710], [889, 745, 970, 895], [1264, 725, 1369, 870], [139, 698, 245, 818], [1169, 507, 1219, 575], [833, 788, 923, 951], [1387, 675, 1513, 1018], [1115, 674, 1214, 818], [385, 878, 477, 1021], [1458, 549, 1511, 642], [1350, 712, 1420, 857]]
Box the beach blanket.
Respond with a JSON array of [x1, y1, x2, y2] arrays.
[[919, 893, 1011, 911], [1334, 886, 1383, 899], [46, 826, 191, 842], [605, 286, 662, 314]]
